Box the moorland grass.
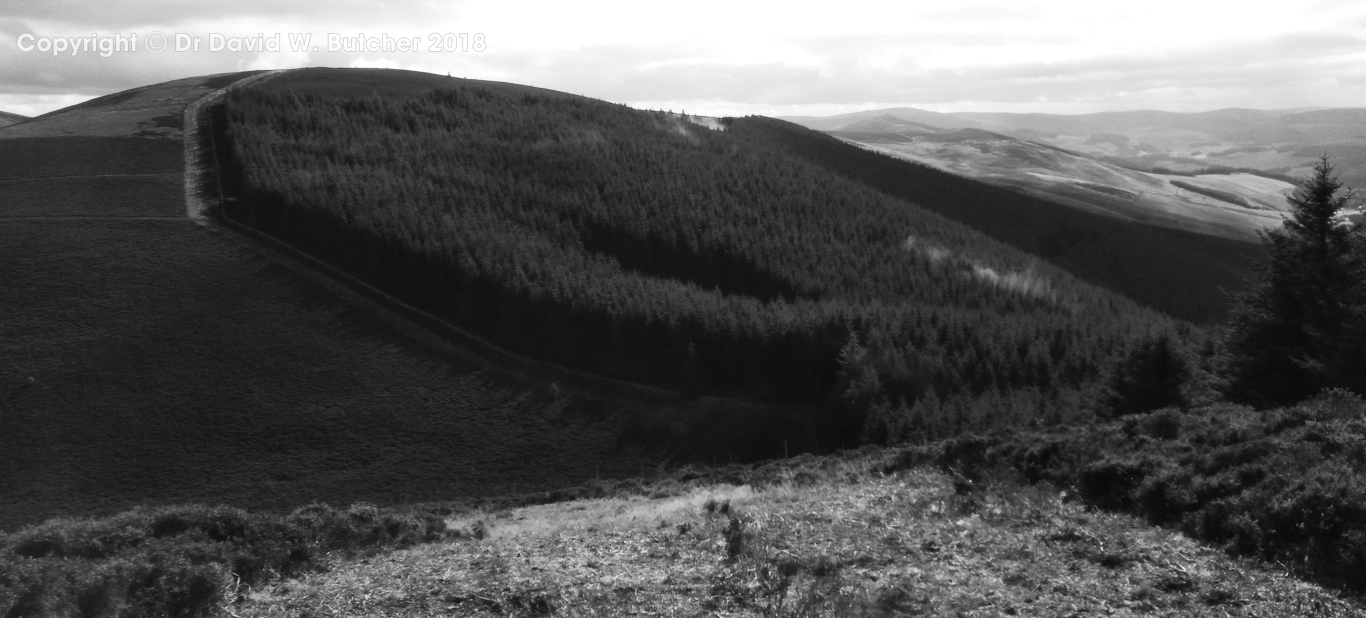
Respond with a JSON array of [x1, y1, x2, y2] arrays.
[[0, 136, 181, 180], [0, 175, 183, 217], [0, 218, 725, 530]]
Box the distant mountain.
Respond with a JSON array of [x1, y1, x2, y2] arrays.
[[0, 111, 28, 128], [786, 106, 1366, 240], [783, 107, 981, 132]]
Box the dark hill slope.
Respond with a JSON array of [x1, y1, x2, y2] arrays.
[[733, 117, 1264, 323], [0, 73, 798, 531], [215, 68, 1179, 441]]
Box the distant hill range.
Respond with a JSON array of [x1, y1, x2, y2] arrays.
[[0, 111, 27, 128], [783, 107, 1366, 242]]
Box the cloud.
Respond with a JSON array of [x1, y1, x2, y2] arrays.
[[2, 0, 1366, 116]]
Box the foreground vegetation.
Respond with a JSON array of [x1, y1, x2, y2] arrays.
[[0, 503, 445, 617], [11, 436, 1363, 617], [930, 389, 1366, 597]]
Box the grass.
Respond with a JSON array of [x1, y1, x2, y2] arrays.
[[1, 68, 818, 533], [0, 137, 181, 180], [1, 218, 748, 530], [0, 175, 183, 217], [226, 452, 1364, 617]]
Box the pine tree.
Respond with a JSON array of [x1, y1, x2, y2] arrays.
[[1104, 333, 1190, 416], [1224, 156, 1366, 406]]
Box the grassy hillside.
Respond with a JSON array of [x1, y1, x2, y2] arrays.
[[1, 218, 687, 529], [737, 118, 1266, 324], [0, 72, 811, 532], [215, 69, 1182, 447], [0, 136, 183, 217]]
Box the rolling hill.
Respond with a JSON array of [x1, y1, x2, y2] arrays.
[[0, 72, 806, 531], [786, 106, 1366, 242], [0, 111, 25, 128], [738, 118, 1266, 324]]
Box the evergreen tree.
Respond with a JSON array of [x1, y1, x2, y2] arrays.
[[1104, 334, 1190, 416], [1224, 156, 1366, 406]]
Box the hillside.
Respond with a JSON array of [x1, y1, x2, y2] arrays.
[[786, 106, 1366, 241], [213, 68, 1187, 444], [0, 111, 26, 128], [738, 118, 1266, 324], [829, 127, 1290, 243], [0, 72, 805, 531]]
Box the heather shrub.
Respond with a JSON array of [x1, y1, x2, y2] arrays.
[[0, 503, 447, 618]]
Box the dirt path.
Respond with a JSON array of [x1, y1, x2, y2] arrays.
[[183, 70, 284, 223]]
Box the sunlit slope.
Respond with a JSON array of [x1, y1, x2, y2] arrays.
[[786, 105, 1360, 232], [837, 129, 1290, 242]]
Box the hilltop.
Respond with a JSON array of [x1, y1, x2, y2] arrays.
[[0, 111, 26, 128]]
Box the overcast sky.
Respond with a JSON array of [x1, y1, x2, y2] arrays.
[[2, 0, 1365, 118]]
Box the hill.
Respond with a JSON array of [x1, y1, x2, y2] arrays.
[[740, 118, 1266, 324], [0, 111, 26, 128], [212, 68, 1186, 442], [0, 72, 805, 531], [828, 125, 1292, 243], [785, 106, 1366, 239]]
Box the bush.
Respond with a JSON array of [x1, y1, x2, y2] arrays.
[[0, 502, 448, 618], [922, 400, 1366, 595]]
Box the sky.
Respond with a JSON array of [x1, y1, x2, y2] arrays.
[[2, 0, 1365, 118]]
